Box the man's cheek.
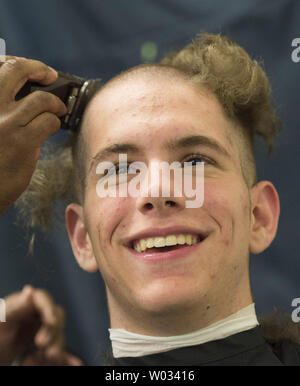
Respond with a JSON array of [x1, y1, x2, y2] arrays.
[[89, 197, 132, 252], [202, 186, 239, 247], [203, 185, 232, 221]]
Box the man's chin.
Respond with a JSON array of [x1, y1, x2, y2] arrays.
[[134, 282, 206, 316]]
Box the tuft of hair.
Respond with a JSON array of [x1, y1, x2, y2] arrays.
[[14, 136, 76, 234], [160, 33, 281, 152]]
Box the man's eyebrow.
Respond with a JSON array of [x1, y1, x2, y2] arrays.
[[165, 135, 232, 159], [88, 143, 141, 175], [88, 135, 231, 175]]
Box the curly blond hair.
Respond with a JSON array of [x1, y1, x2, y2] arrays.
[[14, 32, 282, 252]]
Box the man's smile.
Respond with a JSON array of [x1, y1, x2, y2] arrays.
[[122, 225, 208, 263], [126, 238, 206, 263], [133, 233, 200, 252]]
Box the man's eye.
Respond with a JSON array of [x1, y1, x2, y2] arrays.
[[115, 164, 129, 175], [183, 155, 213, 166], [105, 164, 129, 177]]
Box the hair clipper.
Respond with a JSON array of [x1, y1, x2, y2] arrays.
[[15, 71, 101, 132]]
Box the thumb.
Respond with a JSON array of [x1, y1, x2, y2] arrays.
[[5, 285, 34, 322]]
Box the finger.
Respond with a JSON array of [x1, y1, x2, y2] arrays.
[[0, 56, 58, 101], [23, 112, 62, 147], [30, 289, 58, 327], [4, 285, 34, 322], [35, 306, 65, 349], [35, 327, 63, 350], [0, 56, 58, 94], [12, 88, 66, 126], [38, 329, 64, 352], [31, 291, 65, 349]]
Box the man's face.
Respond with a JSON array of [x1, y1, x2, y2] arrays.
[[81, 73, 252, 317]]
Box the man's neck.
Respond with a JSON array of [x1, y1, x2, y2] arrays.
[[107, 290, 253, 337]]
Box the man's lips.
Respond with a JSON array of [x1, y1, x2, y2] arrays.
[[122, 225, 209, 249], [122, 225, 209, 263], [125, 236, 206, 263]]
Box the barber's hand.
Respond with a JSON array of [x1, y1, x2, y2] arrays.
[[0, 56, 67, 216], [0, 285, 82, 366]]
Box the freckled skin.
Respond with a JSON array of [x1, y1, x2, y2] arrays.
[[75, 74, 257, 335]]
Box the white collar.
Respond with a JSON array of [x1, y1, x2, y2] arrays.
[[109, 303, 259, 358]]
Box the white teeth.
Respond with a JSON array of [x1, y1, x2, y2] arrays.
[[165, 235, 177, 246], [133, 234, 200, 252], [186, 235, 192, 245], [140, 239, 147, 251], [146, 238, 154, 249], [154, 237, 165, 247], [177, 234, 185, 245]]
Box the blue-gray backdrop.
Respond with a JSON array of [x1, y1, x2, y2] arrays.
[[0, 0, 299, 365]]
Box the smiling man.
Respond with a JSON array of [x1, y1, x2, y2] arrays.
[[66, 66, 268, 333], [15, 33, 300, 365]]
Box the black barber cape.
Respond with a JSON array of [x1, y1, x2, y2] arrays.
[[105, 317, 300, 366]]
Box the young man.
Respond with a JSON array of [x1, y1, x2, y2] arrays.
[[61, 34, 298, 365], [1, 33, 299, 365]]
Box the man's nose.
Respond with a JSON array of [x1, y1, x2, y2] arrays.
[[135, 160, 186, 214]]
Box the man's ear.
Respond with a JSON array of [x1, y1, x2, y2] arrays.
[[249, 180, 280, 254], [65, 203, 98, 272]]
